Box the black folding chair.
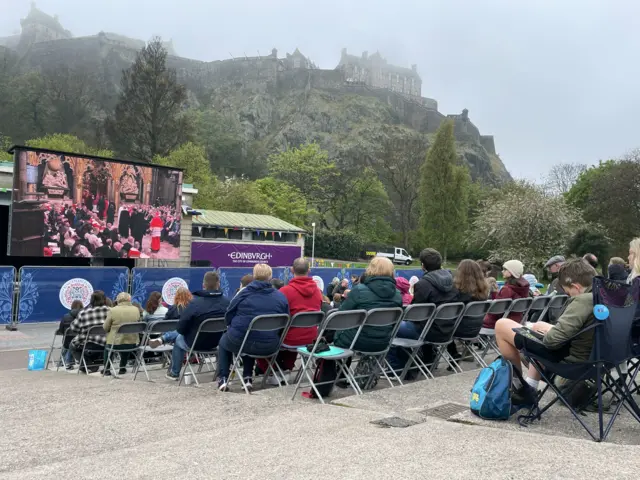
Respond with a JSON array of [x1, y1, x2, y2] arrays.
[[133, 320, 179, 381], [542, 294, 570, 324], [505, 297, 533, 323], [348, 307, 404, 389], [228, 314, 291, 393], [523, 296, 552, 324], [291, 310, 367, 404], [103, 322, 146, 379], [178, 318, 227, 386], [423, 303, 466, 373], [479, 299, 512, 359], [384, 303, 436, 383], [519, 277, 640, 442], [76, 325, 107, 374], [454, 301, 493, 367], [280, 311, 325, 386]]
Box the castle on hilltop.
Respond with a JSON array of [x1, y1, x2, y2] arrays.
[[0, 4, 499, 159]]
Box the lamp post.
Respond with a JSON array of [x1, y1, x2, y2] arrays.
[[311, 222, 316, 267]]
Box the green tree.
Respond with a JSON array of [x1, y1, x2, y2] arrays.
[[419, 120, 470, 262], [0, 135, 12, 162], [566, 160, 640, 255], [213, 178, 269, 215], [26, 133, 112, 158], [154, 142, 215, 209], [254, 177, 311, 227], [268, 143, 339, 225], [106, 38, 192, 162], [567, 228, 611, 273]]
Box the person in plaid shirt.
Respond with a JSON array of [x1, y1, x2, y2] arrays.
[[68, 291, 111, 373]]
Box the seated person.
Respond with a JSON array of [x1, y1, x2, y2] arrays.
[[57, 300, 84, 369], [257, 258, 322, 385], [103, 292, 142, 375], [216, 264, 289, 392], [149, 272, 229, 380], [142, 291, 168, 322], [68, 291, 111, 373], [482, 260, 530, 329], [164, 287, 193, 320], [495, 259, 596, 405]]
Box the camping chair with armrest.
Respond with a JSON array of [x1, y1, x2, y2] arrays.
[[291, 310, 367, 404], [103, 322, 147, 379], [423, 302, 466, 373], [518, 277, 640, 442], [453, 301, 493, 367], [479, 299, 513, 359], [348, 307, 404, 389], [133, 320, 178, 381], [227, 314, 291, 393], [77, 325, 107, 375], [279, 311, 325, 386], [178, 318, 227, 386], [387, 303, 437, 382]]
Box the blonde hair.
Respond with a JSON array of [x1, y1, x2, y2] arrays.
[[366, 256, 395, 277], [253, 263, 273, 281], [609, 257, 626, 266], [629, 238, 640, 280], [116, 292, 131, 303]]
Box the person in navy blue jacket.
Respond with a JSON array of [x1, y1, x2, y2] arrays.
[[217, 264, 289, 392], [149, 272, 230, 380]]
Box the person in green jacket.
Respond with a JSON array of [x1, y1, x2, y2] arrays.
[[495, 258, 597, 405], [334, 256, 403, 352], [103, 292, 142, 376]]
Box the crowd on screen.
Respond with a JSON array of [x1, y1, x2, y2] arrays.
[[57, 243, 636, 401], [41, 201, 179, 258]]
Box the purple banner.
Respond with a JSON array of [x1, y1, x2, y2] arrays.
[[191, 241, 302, 267]]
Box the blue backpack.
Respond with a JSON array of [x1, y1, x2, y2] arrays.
[[470, 357, 512, 420]]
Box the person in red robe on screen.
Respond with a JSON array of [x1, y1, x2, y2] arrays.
[[150, 213, 164, 253]]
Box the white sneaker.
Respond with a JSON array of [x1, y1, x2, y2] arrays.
[[149, 338, 163, 349], [267, 371, 292, 386]]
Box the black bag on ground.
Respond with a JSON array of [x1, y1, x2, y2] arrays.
[[309, 359, 337, 398]]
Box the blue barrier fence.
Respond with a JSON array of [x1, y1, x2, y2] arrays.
[[8, 265, 426, 324]]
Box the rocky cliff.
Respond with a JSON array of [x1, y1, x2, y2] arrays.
[[5, 36, 511, 183]]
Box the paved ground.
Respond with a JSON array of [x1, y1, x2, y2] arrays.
[[1, 324, 640, 478]]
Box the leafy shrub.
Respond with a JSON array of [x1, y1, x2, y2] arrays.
[[305, 230, 364, 261]]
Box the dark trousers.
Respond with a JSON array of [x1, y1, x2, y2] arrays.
[[72, 342, 105, 367], [103, 344, 136, 372]]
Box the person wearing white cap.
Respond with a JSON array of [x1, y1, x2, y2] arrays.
[[482, 259, 531, 329]]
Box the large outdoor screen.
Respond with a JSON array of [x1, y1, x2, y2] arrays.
[[8, 146, 183, 259]]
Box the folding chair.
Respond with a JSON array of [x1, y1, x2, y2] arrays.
[[505, 297, 533, 322], [479, 299, 513, 359], [291, 310, 367, 404], [423, 302, 466, 373], [523, 296, 552, 325], [279, 311, 326, 386], [102, 322, 147, 379], [519, 277, 640, 442], [47, 328, 76, 371], [227, 314, 291, 393], [385, 303, 437, 382], [454, 301, 493, 367], [76, 325, 107, 374], [541, 294, 569, 324], [178, 318, 227, 386], [133, 320, 178, 381], [348, 307, 404, 389]]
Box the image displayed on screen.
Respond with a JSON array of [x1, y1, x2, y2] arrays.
[[9, 147, 183, 259]]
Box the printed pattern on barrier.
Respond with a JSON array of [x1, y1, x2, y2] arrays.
[[131, 268, 214, 306], [17, 267, 129, 324], [0, 266, 16, 324]]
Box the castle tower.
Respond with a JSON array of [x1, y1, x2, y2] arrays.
[[17, 2, 72, 52]]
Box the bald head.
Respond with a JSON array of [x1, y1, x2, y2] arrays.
[[292, 258, 310, 276]]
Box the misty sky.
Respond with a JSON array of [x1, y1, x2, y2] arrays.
[[2, 0, 639, 179]]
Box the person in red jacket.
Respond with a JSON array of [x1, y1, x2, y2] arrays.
[[258, 258, 322, 385], [482, 260, 530, 329]]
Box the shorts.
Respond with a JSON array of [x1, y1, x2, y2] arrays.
[[514, 333, 570, 363]]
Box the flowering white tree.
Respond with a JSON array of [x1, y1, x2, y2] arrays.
[[471, 181, 585, 274]]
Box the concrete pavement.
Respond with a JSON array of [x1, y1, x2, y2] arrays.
[[1, 363, 640, 479]]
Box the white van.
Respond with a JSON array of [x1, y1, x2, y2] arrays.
[[373, 246, 413, 265]]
